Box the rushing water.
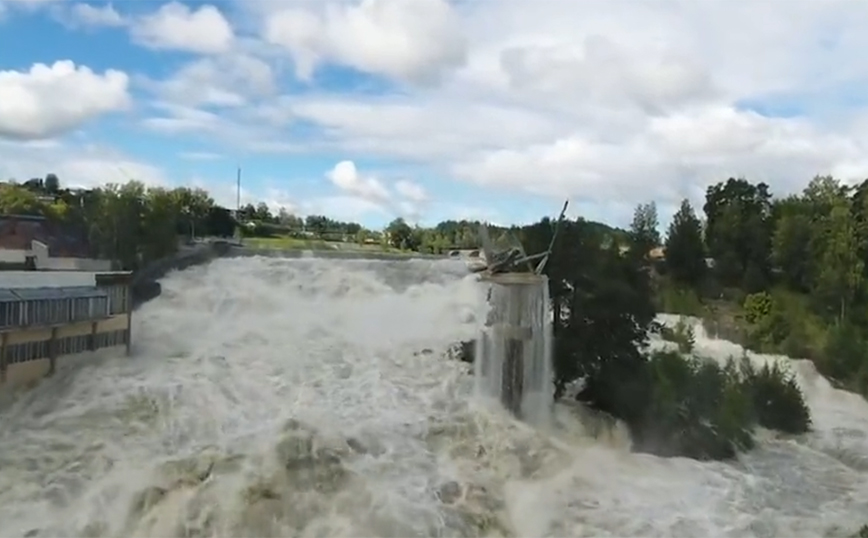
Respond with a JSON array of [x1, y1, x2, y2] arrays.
[[475, 275, 554, 427], [0, 258, 867, 537]]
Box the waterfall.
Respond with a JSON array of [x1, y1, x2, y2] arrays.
[[474, 273, 554, 425]]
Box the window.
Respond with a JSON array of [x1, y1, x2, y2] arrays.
[[73, 298, 89, 320]]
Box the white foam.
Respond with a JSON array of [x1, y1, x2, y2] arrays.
[[0, 261, 865, 537]]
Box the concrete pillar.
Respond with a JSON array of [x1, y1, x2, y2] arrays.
[[479, 272, 547, 419], [0, 332, 7, 385], [89, 321, 98, 351], [48, 327, 58, 376], [95, 272, 133, 356]]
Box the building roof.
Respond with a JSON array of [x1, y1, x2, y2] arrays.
[[0, 285, 108, 303], [0, 214, 92, 257]]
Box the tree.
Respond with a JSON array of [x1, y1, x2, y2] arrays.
[[629, 201, 660, 262], [254, 202, 272, 222], [0, 184, 42, 215], [44, 173, 60, 194], [813, 199, 864, 322], [386, 218, 414, 250], [771, 196, 814, 292], [665, 199, 706, 287], [704, 178, 773, 289]]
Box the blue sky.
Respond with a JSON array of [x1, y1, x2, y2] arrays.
[[1, 0, 867, 231]]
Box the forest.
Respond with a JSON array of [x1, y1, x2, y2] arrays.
[[3, 173, 860, 461]]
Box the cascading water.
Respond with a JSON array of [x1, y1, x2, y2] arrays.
[[0, 258, 867, 537], [473, 274, 553, 426]]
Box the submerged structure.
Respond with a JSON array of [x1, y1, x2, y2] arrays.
[[473, 201, 567, 424], [0, 272, 132, 389]]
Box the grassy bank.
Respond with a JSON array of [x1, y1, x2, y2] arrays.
[[243, 235, 406, 253], [655, 277, 868, 398]]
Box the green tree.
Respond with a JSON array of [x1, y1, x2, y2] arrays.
[[0, 184, 42, 215], [386, 217, 414, 249], [629, 201, 660, 262], [813, 199, 864, 322], [44, 173, 60, 194], [771, 196, 814, 292], [665, 199, 706, 287], [704, 178, 773, 289]]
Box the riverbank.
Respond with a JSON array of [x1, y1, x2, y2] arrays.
[[655, 277, 868, 398]]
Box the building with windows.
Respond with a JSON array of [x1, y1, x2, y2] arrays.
[[0, 272, 132, 389], [0, 214, 112, 271]]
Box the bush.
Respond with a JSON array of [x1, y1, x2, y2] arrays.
[[822, 322, 868, 383], [656, 279, 704, 317], [738, 357, 811, 434], [658, 317, 695, 353], [591, 350, 811, 461], [743, 292, 773, 324]]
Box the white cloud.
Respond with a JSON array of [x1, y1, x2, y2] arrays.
[[226, 0, 868, 214], [323, 160, 428, 219], [141, 102, 225, 134], [263, 0, 466, 84], [18, 0, 868, 226], [0, 60, 130, 140], [326, 160, 390, 204], [131, 2, 234, 54], [0, 139, 167, 188], [179, 151, 224, 161], [394, 179, 426, 203], [64, 3, 125, 28], [145, 52, 275, 108]]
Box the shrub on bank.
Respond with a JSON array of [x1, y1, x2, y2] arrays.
[[588, 349, 811, 461], [658, 317, 695, 353]]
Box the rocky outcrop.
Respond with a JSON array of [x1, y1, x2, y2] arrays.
[[446, 340, 476, 364]]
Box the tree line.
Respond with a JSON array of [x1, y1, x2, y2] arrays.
[[655, 176, 868, 397], [0, 177, 235, 270]]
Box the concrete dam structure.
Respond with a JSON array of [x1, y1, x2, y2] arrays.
[[0, 271, 132, 390], [475, 272, 553, 425]]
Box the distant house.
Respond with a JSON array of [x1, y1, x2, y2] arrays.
[[0, 214, 112, 271], [645, 246, 715, 268]]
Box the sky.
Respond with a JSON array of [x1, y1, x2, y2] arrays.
[[2, 0, 868, 230]]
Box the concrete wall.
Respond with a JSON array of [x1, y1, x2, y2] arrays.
[[32, 241, 112, 271], [0, 271, 98, 288], [130, 241, 232, 308], [5, 358, 51, 388], [130, 242, 449, 308], [226, 246, 445, 261], [0, 249, 25, 263], [0, 241, 111, 271], [1, 315, 130, 390]]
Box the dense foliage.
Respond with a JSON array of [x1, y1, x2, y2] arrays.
[[658, 176, 868, 398], [509, 210, 810, 460], [0, 178, 235, 270]]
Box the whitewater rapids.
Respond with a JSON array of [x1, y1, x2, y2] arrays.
[[0, 257, 867, 537]]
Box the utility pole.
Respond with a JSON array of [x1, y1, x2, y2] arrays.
[[236, 165, 241, 214]]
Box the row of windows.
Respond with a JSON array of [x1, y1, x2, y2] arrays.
[[0, 297, 111, 329], [2, 329, 129, 364], [97, 329, 128, 349], [104, 286, 130, 315], [5, 340, 50, 364]]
